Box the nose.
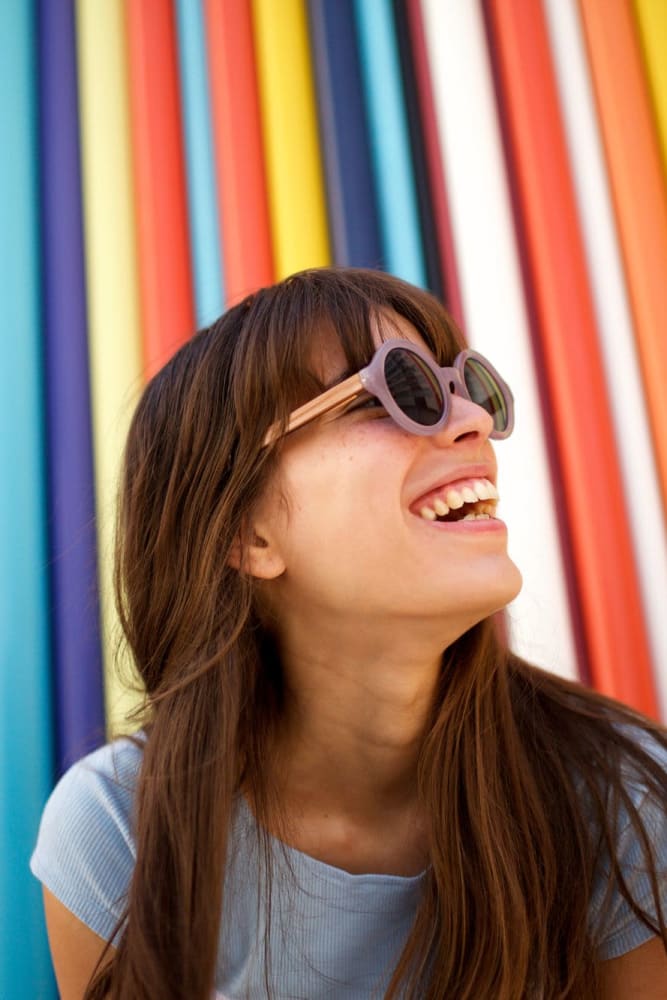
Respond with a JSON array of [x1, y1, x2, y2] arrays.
[[431, 387, 495, 447]]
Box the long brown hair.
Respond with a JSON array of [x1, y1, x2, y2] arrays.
[[86, 267, 667, 999]]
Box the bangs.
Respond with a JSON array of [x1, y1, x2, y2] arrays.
[[231, 268, 465, 446]]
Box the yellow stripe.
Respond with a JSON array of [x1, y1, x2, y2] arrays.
[[633, 0, 667, 176], [252, 0, 330, 277], [75, 0, 144, 735]]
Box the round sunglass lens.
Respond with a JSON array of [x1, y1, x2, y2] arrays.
[[463, 358, 508, 432], [384, 349, 443, 426]]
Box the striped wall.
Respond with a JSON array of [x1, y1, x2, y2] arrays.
[[2, 0, 666, 993]]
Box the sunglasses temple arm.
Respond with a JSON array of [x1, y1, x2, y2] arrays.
[[262, 374, 365, 446]]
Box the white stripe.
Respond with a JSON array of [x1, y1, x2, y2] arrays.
[[421, 0, 577, 679], [544, 0, 667, 720]]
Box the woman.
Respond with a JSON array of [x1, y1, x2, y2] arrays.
[[32, 268, 667, 998]]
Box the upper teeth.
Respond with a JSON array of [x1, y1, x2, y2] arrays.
[[418, 477, 499, 522]]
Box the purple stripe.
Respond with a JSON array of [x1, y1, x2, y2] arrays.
[[38, 0, 105, 771]]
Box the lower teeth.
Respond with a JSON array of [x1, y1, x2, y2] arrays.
[[462, 513, 491, 521]]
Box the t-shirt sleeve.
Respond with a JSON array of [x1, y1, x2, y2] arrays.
[[588, 732, 667, 961], [30, 737, 143, 945]]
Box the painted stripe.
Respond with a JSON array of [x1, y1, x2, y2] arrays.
[[126, 0, 195, 375], [484, 0, 657, 714], [174, 0, 225, 327], [392, 0, 444, 300], [633, 0, 667, 178], [75, 0, 145, 733], [404, 0, 465, 325], [578, 0, 667, 518], [204, 0, 273, 303], [544, 0, 667, 721], [0, 2, 54, 994], [307, 0, 383, 269], [252, 0, 330, 277], [421, 0, 578, 682], [39, 0, 105, 771], [353, 0, 426, 286]]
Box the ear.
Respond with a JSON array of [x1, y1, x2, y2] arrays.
[[227, 526, 286, 580]]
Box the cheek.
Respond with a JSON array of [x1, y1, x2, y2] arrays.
[[277, 439, 403, 579]]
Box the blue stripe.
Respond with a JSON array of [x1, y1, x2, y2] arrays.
[[174, 0, 225, 324], [352, 0, 427, 286], [0, 1, 56, 995]]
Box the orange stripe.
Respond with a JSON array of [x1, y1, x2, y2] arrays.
[[578, 0, 667, 518], [126, 0, 194, 375], [204, 0, 273, 303], [485, 0, 657, 715]]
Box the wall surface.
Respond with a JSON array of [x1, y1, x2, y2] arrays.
[[1, 0, 666, 995]]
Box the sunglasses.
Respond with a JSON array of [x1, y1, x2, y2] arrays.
[[263, 338, 514, 446]]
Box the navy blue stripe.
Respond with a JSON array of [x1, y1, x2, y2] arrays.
[[307, 0, 383, 268]]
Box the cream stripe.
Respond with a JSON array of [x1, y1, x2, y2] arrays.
[[75, 0, 144, 733], [421, 0, 577, 680]]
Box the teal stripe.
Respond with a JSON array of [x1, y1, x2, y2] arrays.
[[353, 0, 427, 287], [0, 1, 56, 997], [174, 0, 225, 325]]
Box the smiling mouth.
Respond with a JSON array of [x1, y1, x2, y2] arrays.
[[413, 477, 499, 523]]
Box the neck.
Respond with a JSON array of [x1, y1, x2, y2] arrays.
[[269, 612, 452, 821]]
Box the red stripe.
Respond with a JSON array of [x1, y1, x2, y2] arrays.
[[483, 0, 658, 715], [204, 0, 273, 303], [126, 0, 195, 375], [405, 0, 465, 328]]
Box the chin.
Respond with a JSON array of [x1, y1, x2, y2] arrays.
[[455, 558, 523, 624], [500, 558, 523, 605]]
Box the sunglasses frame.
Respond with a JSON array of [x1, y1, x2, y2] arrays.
[[263, 338, 514, 446]]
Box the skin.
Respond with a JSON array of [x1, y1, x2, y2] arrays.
[[43, 887, 113, 999], [44, 313, 667, 996]]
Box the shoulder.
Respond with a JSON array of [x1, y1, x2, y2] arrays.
[[588, 724, 667, 961], [30, 733, 145, 943]]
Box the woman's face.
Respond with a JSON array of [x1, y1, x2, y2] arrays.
[[253, 312, 522, 641]]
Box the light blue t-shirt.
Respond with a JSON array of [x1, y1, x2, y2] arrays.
[[30, 732, 667, 997]]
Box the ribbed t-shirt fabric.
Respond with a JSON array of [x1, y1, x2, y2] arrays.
[[30, 731, 667, 997]]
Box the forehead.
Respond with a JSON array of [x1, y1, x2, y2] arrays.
[[311, 309, 433, 385]]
